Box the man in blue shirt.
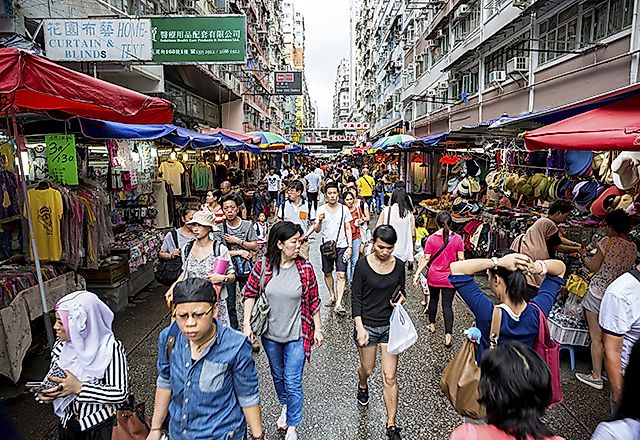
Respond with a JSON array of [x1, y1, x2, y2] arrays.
[[148, 278, 264, 440]]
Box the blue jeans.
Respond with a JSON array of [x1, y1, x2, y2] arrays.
[[261, 337, 305, 427], [375, 193, 385, 213], [348, 237, 362, 284]]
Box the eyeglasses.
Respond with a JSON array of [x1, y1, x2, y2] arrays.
[[175, 306, 213, 322]]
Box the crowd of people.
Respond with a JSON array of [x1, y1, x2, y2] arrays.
[[27, 160, 640, 440]]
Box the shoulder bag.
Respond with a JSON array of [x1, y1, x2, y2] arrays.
[[223, 221, 253, 278], [440, 307, 502, 419], [112, 395, 150, 440], [155, 230, 184, 286], [421, 235, 452, 279], [530, 302, 562, 406], [250, 257, 270, 336], [320, 207, 344, 261]]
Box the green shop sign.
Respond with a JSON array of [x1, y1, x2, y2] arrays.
[[150, 15, 246, 63], [45, 134, 78, 185]]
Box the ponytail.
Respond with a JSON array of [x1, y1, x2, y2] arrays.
[[436, 211, 452, 244], [489, 249, 528, 304]]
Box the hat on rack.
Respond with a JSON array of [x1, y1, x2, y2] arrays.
[[456, 178, 471, 197], [618, 194, 634, 212], [572, 180, 600, 212], [590, 186, 624, 218], [612, 152, 640, 190], [447, 177, 460, 193], [530, 173, 549, 199], [503, 174, 518, 197], [556, 178, 573, 200], [467, 176, 481, 194], [186, 211, 220, 230], [564, 150, 593, 176], [592, 152, 615, 185], [485, 171, 498, 188]]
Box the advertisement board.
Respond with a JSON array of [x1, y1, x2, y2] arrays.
[[274, 71, 303, 95], [45, 134, 78, 185], [43, 19, 152, 61], [150, 15, 246, 63]]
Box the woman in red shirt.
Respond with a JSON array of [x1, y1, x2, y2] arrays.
[[343, 191, 369, 285]]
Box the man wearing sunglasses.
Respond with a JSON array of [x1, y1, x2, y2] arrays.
[[148, 278, 265, 440]]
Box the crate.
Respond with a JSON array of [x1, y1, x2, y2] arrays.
[[78, 261, 129, 285], [548, 317, 590, 347], [89, 280, 129, 312]]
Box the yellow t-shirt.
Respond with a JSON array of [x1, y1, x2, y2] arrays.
[[357, 175, 375, 197], [25, 188, 64, 261]]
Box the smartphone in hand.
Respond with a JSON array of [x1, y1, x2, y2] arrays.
[[391, 285, 404, 304]]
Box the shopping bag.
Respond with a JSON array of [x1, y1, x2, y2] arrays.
[[387, 305, 417, 355], [440, 339, 485, 419], [531, 303, 562, 406]]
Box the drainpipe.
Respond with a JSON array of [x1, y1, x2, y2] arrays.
[[630, 0, 640, 83]]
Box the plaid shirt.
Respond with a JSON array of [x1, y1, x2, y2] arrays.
[[243, 258, 321, 362]]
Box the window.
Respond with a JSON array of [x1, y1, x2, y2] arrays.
[[484, 33, 530, 86], [430, 32, 449, 67], [450, 66, 479, 100], [452, 2, 480, 45]]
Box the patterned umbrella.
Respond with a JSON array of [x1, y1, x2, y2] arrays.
[[249, 131, 290, 150], [369, 134, 418, 151]]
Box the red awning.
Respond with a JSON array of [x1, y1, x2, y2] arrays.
[[525, 94, 640, 151], [0, 48, 174, 123], [202, 128, 261, 144]]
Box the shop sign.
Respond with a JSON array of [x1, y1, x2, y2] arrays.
[[327, 135, 357, 142], [340, 122, 370, 130], [150, 15, 246, 63], [43, 19, 152, 61], [45, 134, 78, 185], [273, 71, 303, 95]]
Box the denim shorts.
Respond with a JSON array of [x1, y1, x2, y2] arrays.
[[321, 247, 348, 274], [353, 324, 390, 346]]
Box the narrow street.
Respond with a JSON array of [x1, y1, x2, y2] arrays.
[[7, 233, 609, 440]]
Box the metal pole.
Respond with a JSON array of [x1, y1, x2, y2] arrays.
[[10, 111, 55, 349]]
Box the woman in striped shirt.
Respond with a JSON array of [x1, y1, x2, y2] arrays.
[[33, 291, 129, 439]]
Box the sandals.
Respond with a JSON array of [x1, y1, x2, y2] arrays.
[[324, 298, 336, 307], [335, 305, 347, 316]]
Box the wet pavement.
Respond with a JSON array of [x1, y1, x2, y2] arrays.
[[6, 233, 609, 439]]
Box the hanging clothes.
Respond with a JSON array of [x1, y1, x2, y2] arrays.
[[0, 169, 19, 219], [25, 188, 64, 261], [191, 162, 213, 192], [153, 181, 170, 228], [158, 160, 185, 196]]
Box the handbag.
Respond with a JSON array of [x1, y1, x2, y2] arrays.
[[223, 222, 253, 278], [112, 395, 150, 440], [250, 257, 270, 336], [320, 207, 344, 261], [440, 307, 502, 419], [530, 302, 562, 406], [421, 236, 452, 279], [155, 230, 183, 286]]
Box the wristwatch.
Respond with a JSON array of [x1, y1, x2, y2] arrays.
[[491, 257, 499, 270]]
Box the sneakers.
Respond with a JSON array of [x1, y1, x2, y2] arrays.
[[276, 405, 287, 430], [357, 385, 369, 406], [426, 323, 436, 333], [335, 304, 347, 317], [284, 427, 298, 440], [444, 333, 452, 347], [387, 426, 403, 440], [575, 372, 604, 390]]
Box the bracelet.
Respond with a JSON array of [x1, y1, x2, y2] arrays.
[[150, 427, 163, 432], [535, 260, 548, 275]]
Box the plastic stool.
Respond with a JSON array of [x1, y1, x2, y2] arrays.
[[559, 344, 576, 371]]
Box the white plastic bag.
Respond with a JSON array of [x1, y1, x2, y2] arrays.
[[387, 304, 418, 355]]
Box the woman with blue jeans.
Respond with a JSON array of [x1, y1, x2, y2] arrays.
[[344, 191, 370, 284], [243, 221, 323, 440]]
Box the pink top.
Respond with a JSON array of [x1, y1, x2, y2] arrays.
[[450, 424, 564, 440], [424, 232, 464, 288]]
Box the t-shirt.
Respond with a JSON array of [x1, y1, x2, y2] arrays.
[[592, 418, 640, 440], [351, 257, 406, 327], [160, 229, 194, 253], [588, 236, 637, 299], [26, 188, 63, 261], [279, 199, 309, 230], [265, 174, 281, 192], [357, 175, 375, 197], [159, 161, 185, 196], [424, 233, 464, 288], [265, 264, 302, 342], [305, 172, 321, 193], [317, 203, 352, 249], [599, 271, 640, 371], [222, 219, 258, 252], [449, 424, 564, 440]]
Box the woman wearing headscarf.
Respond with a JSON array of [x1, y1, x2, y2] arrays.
[[33, 291, 128, 439]]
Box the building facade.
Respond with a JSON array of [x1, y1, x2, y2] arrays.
[[332, 58, 351, 126], [354, 0, 639, 139]]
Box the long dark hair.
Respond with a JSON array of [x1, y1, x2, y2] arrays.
[[390, 186, 411, 218], [479, 343, 555, 440], [614, 339, 640, 421], [266, 221, 304, 274], [435, 211, 452, 244], [488, 249, 529, 305]]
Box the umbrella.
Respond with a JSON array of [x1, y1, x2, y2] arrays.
[[0, 48, 174, 351], [202, 128, 261, 144], [249, 131, 290, 150], [524, 94, 640, 151], [369, 134, 418, 151]]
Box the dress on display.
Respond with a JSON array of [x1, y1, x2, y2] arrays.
[[153, 181, 170, 229]]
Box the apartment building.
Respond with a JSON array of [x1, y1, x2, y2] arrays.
[[332, 58, 351, 126], [355, 0, 639, 140]]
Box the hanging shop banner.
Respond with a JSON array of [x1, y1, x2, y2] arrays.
[[274, 71, 303, 95], [45, 134, 78, 185], [150, 15, 246, 63], [43, 19, 153, 61]]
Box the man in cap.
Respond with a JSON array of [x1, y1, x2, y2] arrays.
[[149, 278, 265, 440]]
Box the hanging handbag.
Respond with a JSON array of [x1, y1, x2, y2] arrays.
[[530, 302, 562, 406], [440, 307, 502, 419], [155, 230, 184, 286], [111, 395, 150, 440], [250, 257, 270, 336], [320, 207, 344, 261]]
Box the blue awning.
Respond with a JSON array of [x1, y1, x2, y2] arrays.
[[401, 131, 449, 148], [79, 118, 259, 153]]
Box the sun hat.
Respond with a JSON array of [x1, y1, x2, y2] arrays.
[[612, 153, 640, 190], [186, 211, 220, 230], [572, 180, 600, 212], [457, 178, 471, 197], [590, 186, 623, 218], [485, 171, 498, 188], [565, 151, 593, 176], [503, 174, 518, 197], [467, 176, 481, 193], [447, 177, 460, 193]]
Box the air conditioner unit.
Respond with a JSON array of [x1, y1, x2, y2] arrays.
[[489, 70, 506, 83], [438, 82, 448, 91], [436, 29, 445, 39], [425, 39, 436, 48], [506, 56, 529, 74], [454, 4, 471, 19], [184, 0, 197, 10], [512, 0, 530, 7], [427, 90, 437, 96]]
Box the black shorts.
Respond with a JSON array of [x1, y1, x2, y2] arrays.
[[353, 324, 390, 346], [269, 191, 278, 201], [321, 247, 348, 274]]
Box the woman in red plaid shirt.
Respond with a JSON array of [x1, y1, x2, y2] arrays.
[[243, 221, 323, 440]]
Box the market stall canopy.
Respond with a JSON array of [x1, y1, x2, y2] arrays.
[[408, 131, 449, 148], [524, 93, 640, 151], [370, 134, 418, 152], [202, 128, 261, 144], [79, 118, 260, 153], [0, 48, 174, 123]]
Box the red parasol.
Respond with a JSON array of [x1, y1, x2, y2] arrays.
[[525, 94, 640, 151], [202, 128, 261, 144], [0, 48, 174, 123]]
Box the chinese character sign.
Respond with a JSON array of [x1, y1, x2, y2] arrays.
[[150, 16, 246, 63], [45, 135, 78, 185], [274, 71, 303, 95], [43, 19, 153, 61]]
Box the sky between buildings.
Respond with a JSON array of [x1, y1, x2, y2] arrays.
[[293, 0, 351, 127]]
